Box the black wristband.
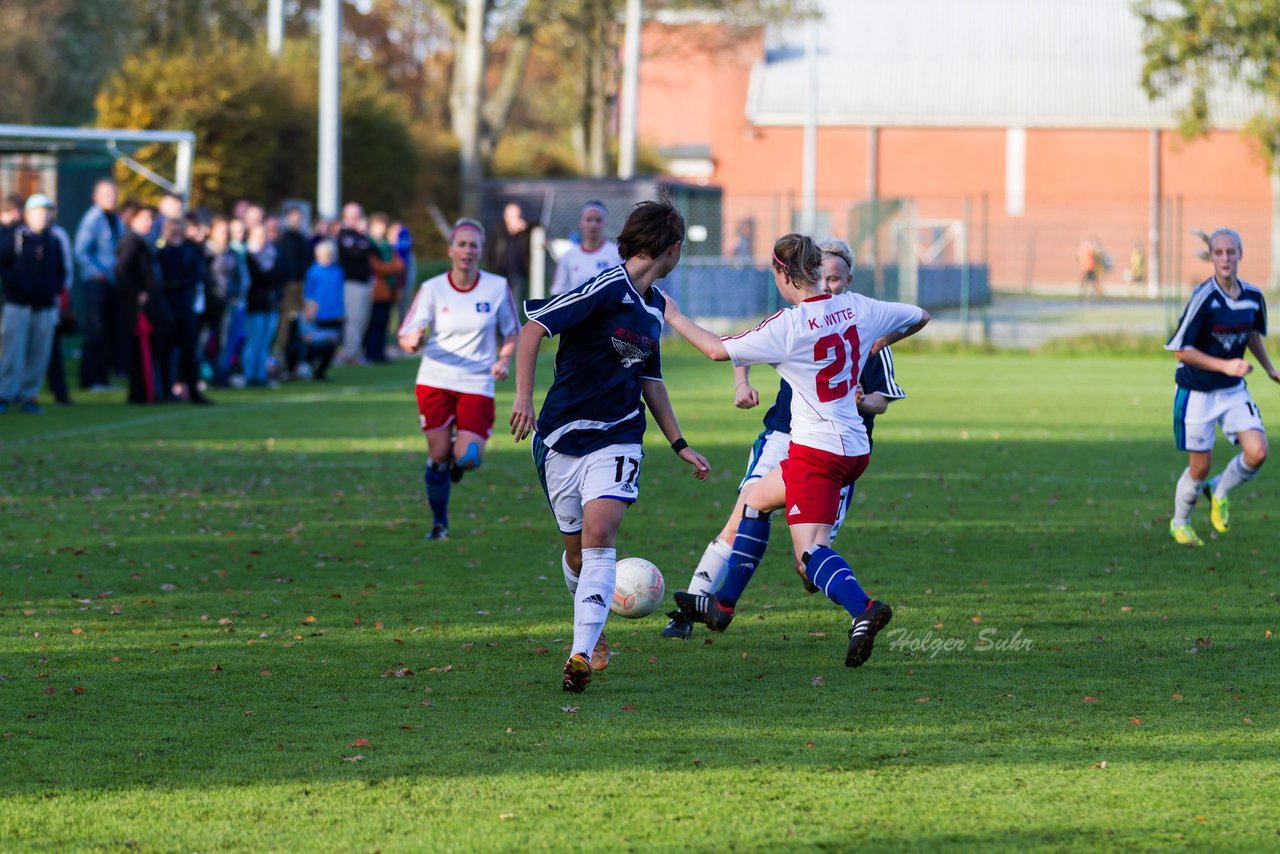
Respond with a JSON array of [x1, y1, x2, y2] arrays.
[[671, 437, 689, 454]]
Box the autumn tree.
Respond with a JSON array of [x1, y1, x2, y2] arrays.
[[1138, 0, 1280, 286], [94, 40, 420, 216]]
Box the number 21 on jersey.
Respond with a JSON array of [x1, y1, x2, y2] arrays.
[[814, 328, 861, 402]]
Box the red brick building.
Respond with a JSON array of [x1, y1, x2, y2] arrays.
[[637, 1, 1276, 293]]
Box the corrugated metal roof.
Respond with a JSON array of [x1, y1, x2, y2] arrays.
[[746, 0, 1265, 129]]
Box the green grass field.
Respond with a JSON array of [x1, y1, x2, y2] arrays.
[[2, 347, 1278, 852]]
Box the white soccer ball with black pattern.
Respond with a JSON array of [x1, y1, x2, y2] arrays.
[[611, 557, 665, 619]]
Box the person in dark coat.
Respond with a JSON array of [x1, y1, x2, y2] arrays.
[[0, 193, 67, 413], [157, 216, 213, 404], [115, 205, 169, 404]]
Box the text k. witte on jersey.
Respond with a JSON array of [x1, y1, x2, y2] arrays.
[[723, 292, 923, 457]]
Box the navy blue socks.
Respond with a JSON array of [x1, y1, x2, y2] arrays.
[[425, 460, 451, 527], [717, 507, 772, 607], [803, 546, 870, 618]]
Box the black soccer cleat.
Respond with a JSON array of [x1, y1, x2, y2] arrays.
[[674, 591, 735, 632], [845, 600, 893, 668], [449, 463, 466, 484], [562, 653, 591, 693], [426, 524, 449, 541], [661, 610, 694, 640]]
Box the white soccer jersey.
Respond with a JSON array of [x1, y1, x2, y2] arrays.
[[721, 292, 923, 456], [399, 270, 520, 397], [550, 242, 623, 295]]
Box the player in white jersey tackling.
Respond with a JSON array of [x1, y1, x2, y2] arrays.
[[664, 233, 929, 667], [1165, 227, 1279, 546], [550, 201, 623, 296], [399, 218, 520, 540], [662, 238, 908, 639]]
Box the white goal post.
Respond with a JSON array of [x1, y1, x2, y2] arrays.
[[0, 123, 196, 200]]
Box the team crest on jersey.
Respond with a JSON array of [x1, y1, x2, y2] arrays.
[[611, 328, 655, 367], [1212, 329, 1251, 350], [475, 301, 491, 313]]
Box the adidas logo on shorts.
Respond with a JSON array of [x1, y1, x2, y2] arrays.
[[581, 593, 607, 607], [789, 505, 801, 516]]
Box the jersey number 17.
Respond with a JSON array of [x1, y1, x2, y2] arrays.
[[814, 328, 861, 403]]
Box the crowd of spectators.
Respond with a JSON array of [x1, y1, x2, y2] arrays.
[[0, 180, 415, 412]]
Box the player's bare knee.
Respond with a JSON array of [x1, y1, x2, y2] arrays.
[[1245, 448, 1267, 469]]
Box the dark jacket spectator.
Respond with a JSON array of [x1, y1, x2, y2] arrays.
[[1, 220, 66, 309]]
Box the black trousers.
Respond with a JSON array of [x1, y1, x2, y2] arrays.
[[78, 278, 117, 388]]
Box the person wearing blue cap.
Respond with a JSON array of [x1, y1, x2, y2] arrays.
[[0, 193, 67, 413]]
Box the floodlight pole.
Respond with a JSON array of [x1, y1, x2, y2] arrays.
[[618, 0, 642, 180], [268, 0, 283, 56], [318, 0, 342, 219], [800, 17, 818, 235], [1148, 128, 1161, 299]]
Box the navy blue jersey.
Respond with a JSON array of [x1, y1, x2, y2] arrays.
[[761, 345, 905, 442], [761, 379, 793, 434], [525, 265, 665, 455], [1166, 278, 1268, 391]]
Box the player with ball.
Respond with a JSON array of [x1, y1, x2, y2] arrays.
[[510, 193, 710, 694], [663, 233, 929, 667]]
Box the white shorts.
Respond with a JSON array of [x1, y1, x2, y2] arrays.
[[1174, 384, 1265, 452], [533, 436, 643, 534], [738, 429, 792, 491], [739, 428, 854, 538]]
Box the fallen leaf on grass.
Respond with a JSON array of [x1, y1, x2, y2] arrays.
[[427, 665, 452, 673], [1195, 636, 1212, 648], [351, 738, 370, 747], [1129, 718, 1142, 725], [1120, 606, 1134, 613], [1243, 717, 1254, 725], [303, 615, 317, 624], [915, 697, 930, 704], [498, 813, 515, 820], [259, 670, 272, 677], [71, 627, 83, 635], [42, 687, 55, 696], [621, 705, 637, 712], [808, 632, 826, 638], [1083, 696, 1099, 704], [71, 686, 85, 695], [803, 743, 816, 748], [382, 668, 414, 678], [342, 754, 365, 762], [461, 643, 475, 651], [1171, 694, 1183, 700], [1093, 761, 1108, 769], [560, 706, 579, 715], [533, 647, 549, 655], [210, 664, 223, 671], [421, 700, 433, 707], [811, 676, 826, 687], [109, 657, 121, 663]]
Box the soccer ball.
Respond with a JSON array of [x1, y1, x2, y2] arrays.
[[611, 557, 665, 619]]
